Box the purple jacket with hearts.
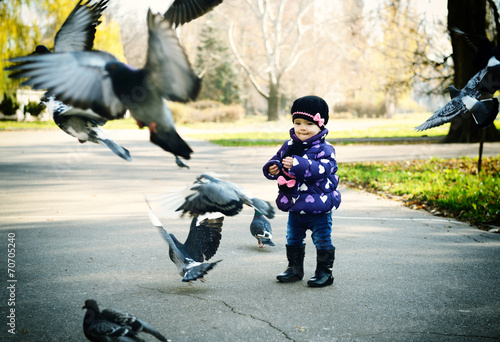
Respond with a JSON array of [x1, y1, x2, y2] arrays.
[[263, 128, 341, 214]]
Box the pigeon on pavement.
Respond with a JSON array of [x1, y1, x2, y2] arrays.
[[5, 10, 199, 160], [146, 198, 223, 283], [250, 209, 275, 248], [150, 173, 275, 219], [40, 96, 131, 161], [164, 0, 224, 27], [82, 299, 168, 342]]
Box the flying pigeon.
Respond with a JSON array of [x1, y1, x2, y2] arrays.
[[150, 173, 275, 219], [250, 209, 275, 248], [25, 0, 131, 160], [164, 0, 224, 27], [415, 66, 497, 131], [40, 96, 131, 161], [5, 10, 199, 160], [82, 299, 168, 342], [416, 28, 500, 131], [146, 198, 223, 283]]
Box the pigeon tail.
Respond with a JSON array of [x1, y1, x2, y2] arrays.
[[465, 97, 499, 127], [175, 155, 190, 168], [97, 137, 132, 161], [183, 259, 222, 282], [150, 128, 192, 160], [133, 319, 168, 342], [250, 198, 275, 219], [261, 238, 275, 246]]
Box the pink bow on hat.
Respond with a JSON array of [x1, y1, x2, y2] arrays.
[[277, 176, 296, 188], [313, 113, 325, 127]]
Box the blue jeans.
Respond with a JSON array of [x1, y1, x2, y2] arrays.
[[286, 212, 334, 250]]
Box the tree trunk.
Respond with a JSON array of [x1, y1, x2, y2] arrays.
[[445, 0, 500, 142], [268, 79, 280, 121]]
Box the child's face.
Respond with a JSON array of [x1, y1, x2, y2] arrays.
[[293, 118, 321, 141]]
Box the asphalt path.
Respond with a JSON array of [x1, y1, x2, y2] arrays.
[[0, 130, 499, 341]]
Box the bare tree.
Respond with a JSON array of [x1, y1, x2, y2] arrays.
[[227, 0, 313, 121]]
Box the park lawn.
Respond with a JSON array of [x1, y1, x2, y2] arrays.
[[338, 156, 500, 229]]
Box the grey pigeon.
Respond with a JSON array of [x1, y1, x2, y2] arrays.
[[415, 62, 497, 131], [416, 28, 500, 131], [152, 173, 275, 219], [40, 96, 131, 161], [5, 10, 199, 160], [28, 0, 131, 160], [82, 299, 168, 342], [250, 209, 275, 248], [146, 199, 223, 283], [164, 0, 224, 27]]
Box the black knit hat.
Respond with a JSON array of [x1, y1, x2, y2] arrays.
[[291, 95, 329, 128]]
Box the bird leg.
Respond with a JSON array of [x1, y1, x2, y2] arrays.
[[148, 121, 158, 133]]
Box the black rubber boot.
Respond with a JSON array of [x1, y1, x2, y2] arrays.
[[277, 245, 305, 283], [307, 248, 335, 287]]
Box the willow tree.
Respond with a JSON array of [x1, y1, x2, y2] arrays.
[[1, 0, 125, 94]]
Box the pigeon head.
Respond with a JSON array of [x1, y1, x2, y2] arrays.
[[82, 299, 100, 324], [33, 45, 51, 55], [196, 174, 218, 184], [82, 299, 100, 312]]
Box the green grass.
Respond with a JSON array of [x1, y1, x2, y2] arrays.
[[338, 157, 500, 228], [1, 113, 451, 145], [182, 113, 451, 145]]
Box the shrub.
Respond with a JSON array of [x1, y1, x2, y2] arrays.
[[24, 100, 45, 117], [168, 100, 244, 124], [333, 100, 386, 118], [0, 94, 20, 116]]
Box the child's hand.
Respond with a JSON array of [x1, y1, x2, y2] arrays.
[[282, 157, 294, 169], [268, 164, 280, 175]]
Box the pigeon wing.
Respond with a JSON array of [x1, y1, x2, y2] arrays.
[[87, 318, 134, 340], [56, 104, 108, 126], [101, 309, 168, 342], [6, 51, 127, 120], [415, 98, 466, 131], [53, 0, 109, 53], [184, 215, 224, 262], [164, 0, 224, 27], [176, 182, 243, 216], [143, 10, 200, 103]]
